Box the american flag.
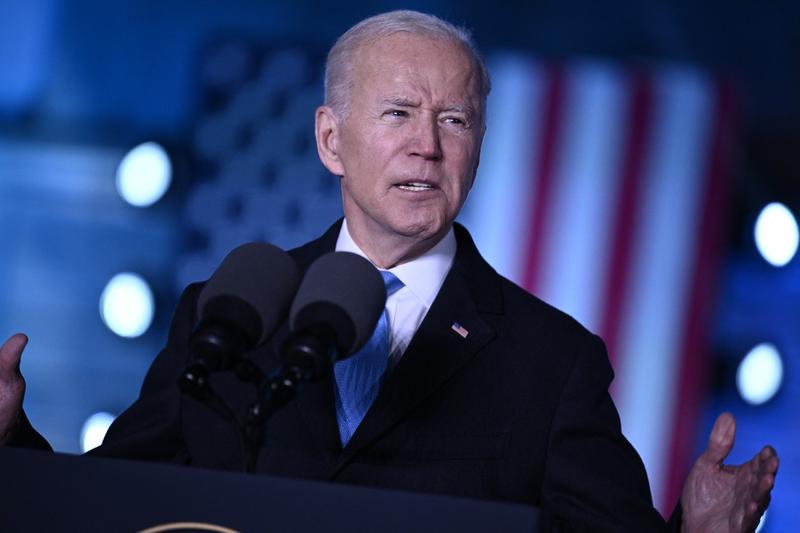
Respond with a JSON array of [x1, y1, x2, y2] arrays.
[[451, 322, 470, 338], [460, 55, 733, 515]]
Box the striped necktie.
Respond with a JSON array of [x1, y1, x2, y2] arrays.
[[334, 271, 404, 446]]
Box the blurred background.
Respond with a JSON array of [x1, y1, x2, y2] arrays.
[[1, 0, 797, 528]]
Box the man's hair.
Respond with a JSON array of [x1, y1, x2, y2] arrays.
[[324, 10, 491, 125]]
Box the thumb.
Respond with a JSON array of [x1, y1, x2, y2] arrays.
[[0, 334, 28, 374], [702, 412, 736, 465]]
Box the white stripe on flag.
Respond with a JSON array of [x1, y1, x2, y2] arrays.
[[613, 68, 714, 511], [535, 64, 627, 332]]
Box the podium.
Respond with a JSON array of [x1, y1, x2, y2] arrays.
[[0, 447, 539, 532]]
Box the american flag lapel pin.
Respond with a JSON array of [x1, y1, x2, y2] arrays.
[[450, 322, 469, 339]]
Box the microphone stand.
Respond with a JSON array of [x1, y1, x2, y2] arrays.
[[178, 325, 271, 474], [178, 363, 238, 426], [179, 363, 266, 474], [241, 330, 339, 470], [179, 328, 340, 473], [236, 365, 305, 473]]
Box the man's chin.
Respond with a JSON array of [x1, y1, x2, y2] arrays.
[[394, 226, 454, 257], [385, 215, 448, 240], [346, 207, 451, 251]]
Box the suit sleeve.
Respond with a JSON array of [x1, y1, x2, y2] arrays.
[[540, 333, 670, 533], [5, 411, 52, 451], [87, 282, 203, 463]]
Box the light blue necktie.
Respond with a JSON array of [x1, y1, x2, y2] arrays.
[[334, 271, 404, 446]]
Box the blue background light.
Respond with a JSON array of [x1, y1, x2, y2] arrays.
[[80, 411, 115, 452], [737, 343, 784, 405], [755, 203, 799, 267], [99, 273, 154, 338], [116, 142, 172, 207]]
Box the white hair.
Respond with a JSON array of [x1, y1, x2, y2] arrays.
[[324, 10, 491, 125]]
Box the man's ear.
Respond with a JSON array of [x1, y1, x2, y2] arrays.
[[315, 105, 345, 176]]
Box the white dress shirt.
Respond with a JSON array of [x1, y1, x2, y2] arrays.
[[335, 219, 456, 367]]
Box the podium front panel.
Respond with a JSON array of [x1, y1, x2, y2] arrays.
[[0, 447, 539, 532]]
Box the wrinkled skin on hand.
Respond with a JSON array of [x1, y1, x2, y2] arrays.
[[0, 333, 28, 445], [681, 412, 779, 533]]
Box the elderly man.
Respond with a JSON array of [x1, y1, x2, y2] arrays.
[[0, 10, 777, 532]]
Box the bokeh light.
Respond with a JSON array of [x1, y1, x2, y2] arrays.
[[754, 202, 799, 267], [99, 272, 155, 338], [80, 412, 115, 452], [736, 343, 784, 405], [116, 142, 172, 207]]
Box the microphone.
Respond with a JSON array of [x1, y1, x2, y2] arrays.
[[180, 242, 299, 395], [242, 252, 384, 446], [283, 251, 386, 380]]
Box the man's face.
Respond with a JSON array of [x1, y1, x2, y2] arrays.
[[320, 33, 484, 259]]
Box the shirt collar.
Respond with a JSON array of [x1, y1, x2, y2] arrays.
[[335, 219, 456, 308]]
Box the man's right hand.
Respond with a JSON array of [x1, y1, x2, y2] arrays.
[[0, 334, 28, 445]]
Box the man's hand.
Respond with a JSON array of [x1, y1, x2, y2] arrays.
[[681, 412, 779, 533], [0, 333, 28, 445]]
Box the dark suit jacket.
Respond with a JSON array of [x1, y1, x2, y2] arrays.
[[14, 221, 673, 531]]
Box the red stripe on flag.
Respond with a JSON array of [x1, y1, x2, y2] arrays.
[[522, 67, 565, 293], [661, 82, 735, 513], [599, 73, 653, 369]]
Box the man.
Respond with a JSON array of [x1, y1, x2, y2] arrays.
[[0, 10, 777, 532]]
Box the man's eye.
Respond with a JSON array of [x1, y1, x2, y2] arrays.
[[443, 116, 467, 126], [385, 109, 408, 118]]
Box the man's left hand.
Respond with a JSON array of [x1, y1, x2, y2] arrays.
[[681, 412, 778, 533]]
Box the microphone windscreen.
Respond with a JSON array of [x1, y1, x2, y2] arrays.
[[290, 252, 385, 358], [198, 242, 299, 347]]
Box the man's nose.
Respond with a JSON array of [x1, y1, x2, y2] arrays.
[[408, 116, 442, 160]]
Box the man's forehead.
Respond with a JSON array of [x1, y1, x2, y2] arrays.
[[350, 34, 481, 97], [352, 32, 472, 71]]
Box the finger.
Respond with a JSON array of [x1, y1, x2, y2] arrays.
[[747, 469, 776, 520], [749, 469, 775, 501], [0, 334, 28, 374], [701, 411, 736, 465], [759, 446, 779, 474], [743, 501, 759, 530], [741, 465, 774, 531], [751, 447, 779, 483]]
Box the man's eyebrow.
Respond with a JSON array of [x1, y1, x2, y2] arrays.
[[381, 97, 419, 107], [441, 104, 474, 115], [380, 98, 476, 116]]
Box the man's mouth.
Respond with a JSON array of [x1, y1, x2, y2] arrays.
[[396, 182, 435, 192]]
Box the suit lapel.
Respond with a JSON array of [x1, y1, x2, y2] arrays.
[[291, 369, 343, 460], [328, 225, 502, 478]]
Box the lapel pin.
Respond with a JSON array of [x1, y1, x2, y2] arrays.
[[450, 322, 469, 339]]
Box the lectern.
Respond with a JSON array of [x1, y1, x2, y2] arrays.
[[0, 447, 539, 532]]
